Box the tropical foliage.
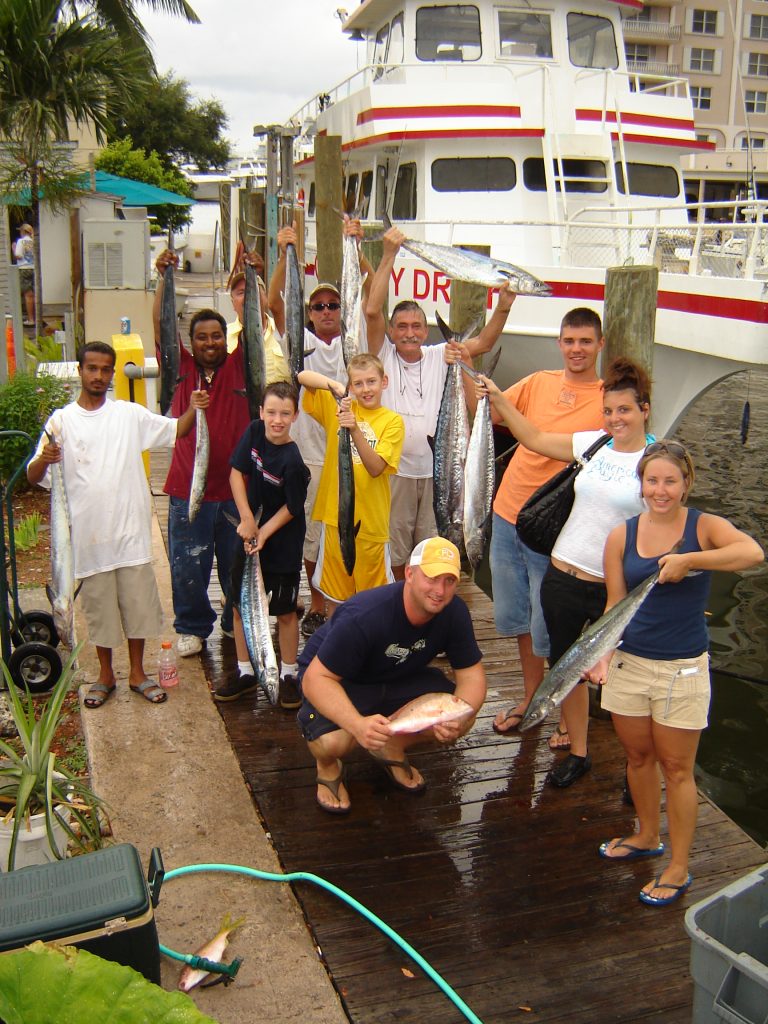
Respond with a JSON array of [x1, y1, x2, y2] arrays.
[[95, 137, 195, 231]]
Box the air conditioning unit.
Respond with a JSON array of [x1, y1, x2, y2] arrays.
[[82, 220, 150, 290]]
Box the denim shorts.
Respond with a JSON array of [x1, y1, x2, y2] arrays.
[[489, 513, 550, 657]]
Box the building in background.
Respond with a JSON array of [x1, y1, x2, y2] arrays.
[[623, 0, 768, 206]]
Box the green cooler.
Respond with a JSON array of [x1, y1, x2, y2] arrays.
[[0, 843, 162, 983]]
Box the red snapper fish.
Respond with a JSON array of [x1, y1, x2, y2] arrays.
[[388, 693, 474, 734]]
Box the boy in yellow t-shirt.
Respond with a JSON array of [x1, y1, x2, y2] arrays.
[[298, 354, 404, 610]]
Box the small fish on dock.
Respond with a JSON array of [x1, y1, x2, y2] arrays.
[[388, 693, 474, 734], [178, 913, 244, 992]]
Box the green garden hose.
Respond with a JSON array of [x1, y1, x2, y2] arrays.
[[159, 861, 484, 1024]]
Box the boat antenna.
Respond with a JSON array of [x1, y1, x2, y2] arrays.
[[726, 2, 759, 203]]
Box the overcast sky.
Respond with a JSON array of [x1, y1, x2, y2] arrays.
[[141, 0, 362, 156]]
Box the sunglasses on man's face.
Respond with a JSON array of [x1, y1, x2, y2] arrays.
[[309, 301, 341, 312]]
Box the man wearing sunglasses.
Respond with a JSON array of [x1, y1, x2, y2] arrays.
[[269, 224, 375, 638], [364, 225, 516, 581]]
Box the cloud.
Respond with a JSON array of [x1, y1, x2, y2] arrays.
[[141, 0, 361, 151]]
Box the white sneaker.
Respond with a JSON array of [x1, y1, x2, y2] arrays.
[[177, 634, 203, 657]]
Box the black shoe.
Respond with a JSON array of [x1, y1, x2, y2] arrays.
[[300, 611, 326, 638], [279, 674, 302, 710], [214, 674, 259, 702], [547, 753, 592, 789]]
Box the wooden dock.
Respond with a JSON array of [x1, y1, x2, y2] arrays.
[[149, 451, 765, 1024]]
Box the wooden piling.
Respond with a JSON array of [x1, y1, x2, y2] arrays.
[[314, 135, 343, 287], [602, 264, 658, 384]]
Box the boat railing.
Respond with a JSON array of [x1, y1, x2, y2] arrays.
[[573, 66, 690, 101]]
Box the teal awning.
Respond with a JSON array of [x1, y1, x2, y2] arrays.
[[93, 171, 194, 207]]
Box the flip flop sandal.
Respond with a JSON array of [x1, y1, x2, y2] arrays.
[[492, 710, 524, 736], [548, 725, 571, 750], [638, 873, 693, 906], [316, 762, 351, 815], [599, 837, 665, 861], [130, 679, 168, 704], [371, 752, 427, 794], [83, 682, 116, 709]]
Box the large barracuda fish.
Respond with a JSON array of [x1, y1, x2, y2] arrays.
[[460, 350, 501, 571], [340, 227, 367, 367], [240, 547, 279, 706], [242, 263, 266, 419], [329, 387, 358, 576], [431, 313, 474, 550], [159, 264, 180, 415], [383, 214, 551, 294], [188, 404, 209, 523], [44, 430, 76, 648], [285, 243, 306, 386], [518, 557, 679, 731]]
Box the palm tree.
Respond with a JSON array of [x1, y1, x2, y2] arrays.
[[63, 0, 200, 63], [0, 0, 152, 331]]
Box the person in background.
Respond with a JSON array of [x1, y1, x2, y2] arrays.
[[27, 342, 202, 706], [595, 442, 763, 906], [13, 223, 35, 327]]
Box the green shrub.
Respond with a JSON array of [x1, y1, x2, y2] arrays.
[[0, 373, 70, 485], [24, 335, 66, 371], [13, 512, 43, 551]]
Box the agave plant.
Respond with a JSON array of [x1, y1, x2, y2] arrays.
[[0, 645, 106, 871]]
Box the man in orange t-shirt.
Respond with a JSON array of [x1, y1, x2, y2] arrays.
[[490, 309, 605, 743]]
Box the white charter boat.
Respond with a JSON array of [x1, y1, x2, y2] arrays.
[[289, 0, 768, 435]]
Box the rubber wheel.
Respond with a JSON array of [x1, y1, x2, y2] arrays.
[[12, 609, 60, 648], [8, 643, 63, 694]]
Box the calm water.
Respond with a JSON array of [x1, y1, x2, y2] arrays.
[[675, 370, 768, 849], [479, 369, 768, 849]]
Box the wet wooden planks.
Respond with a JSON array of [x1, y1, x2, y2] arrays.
[[148, 451, 765, 1024]]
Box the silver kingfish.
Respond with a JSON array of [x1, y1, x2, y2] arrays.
[[518, 553, 681, 731], [460, 350, 501, 571], [241, 546, 280, 706], [285, 242, 306, 386], [44, 429, 77, 649], [431, 313, 475, 550], [242, 263, 266, 420], [382, 214, 551, 294], [340, 221, 367, 367], [329, 386, 358, 576], [159, 264, 180, 415], [188, 401, 209, 523]]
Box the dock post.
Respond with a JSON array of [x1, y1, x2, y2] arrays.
[[449, 245, 491, 361], [603, 264, 658, 383], [314, 135, 343, 288]]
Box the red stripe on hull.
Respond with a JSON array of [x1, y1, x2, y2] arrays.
[[358, 105, 521, 124], [547, 281, 768, 322], [576, 108, 695, 131], [610, 131, 711, 149], [342, 127, 545, 151]]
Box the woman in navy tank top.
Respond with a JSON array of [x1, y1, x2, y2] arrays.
[[593, 442, 763, 906]]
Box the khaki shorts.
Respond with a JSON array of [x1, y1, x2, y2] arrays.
[[79, 563, 163, 650], [388, 476, 437, 568], [303, 464, 322, 562], [313, 524, 393, 604], [601, 649, 710, 730]]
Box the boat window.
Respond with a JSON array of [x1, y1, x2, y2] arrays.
[[392, 162, 417, 220], [308, 182, 316, 217], [615, 163, 680, 198], [387, 13, 405, 64], [416, 5, 481, 62], [523, 158, 608, 193], [498, 10, 553, 59], [431, 157, 516, 192], [375, 164, 388, 219], [360, 170, 373, 218], [346, 173, 359, 212], [566, 13, 618, 70], [373, 22, 390, 79]]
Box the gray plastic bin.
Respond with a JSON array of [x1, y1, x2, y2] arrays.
[[684, 863, 768, 1024]]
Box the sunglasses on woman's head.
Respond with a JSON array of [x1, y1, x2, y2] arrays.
[[644, 441, 688, 460]]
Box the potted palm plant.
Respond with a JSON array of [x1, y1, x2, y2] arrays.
[[0, 646, 106, 871]]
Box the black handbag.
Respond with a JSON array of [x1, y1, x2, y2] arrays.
[[515, 433, 611, 556]]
